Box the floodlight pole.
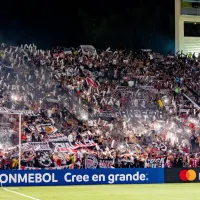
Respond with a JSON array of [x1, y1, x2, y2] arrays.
[[18, 113, 22, 170]]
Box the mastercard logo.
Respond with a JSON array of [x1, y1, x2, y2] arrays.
[[179, 170, 197, 181]]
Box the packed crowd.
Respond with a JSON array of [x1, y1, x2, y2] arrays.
[[0, 44, 200, 170]]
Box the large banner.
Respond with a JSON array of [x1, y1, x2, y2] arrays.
[[0, 168, 164, 186], [0, 106, 36, 116], [165, 168, 200, 183], [21, 140, 96, 153], [84, 154, 114, 169], [92, 109, 164, 121]]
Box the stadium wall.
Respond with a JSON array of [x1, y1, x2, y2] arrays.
[[175, 0, 200, 54]]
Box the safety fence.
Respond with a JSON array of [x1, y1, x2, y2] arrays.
[[0, 168, 199, 186]]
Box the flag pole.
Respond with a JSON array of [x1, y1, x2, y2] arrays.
[[18, 113, 22, 170], [183, 93, 200, 109]]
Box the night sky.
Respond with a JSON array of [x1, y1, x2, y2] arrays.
[[0, 0, 174, 53]]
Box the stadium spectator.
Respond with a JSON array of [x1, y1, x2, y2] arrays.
[[0, 44, 199, 169]]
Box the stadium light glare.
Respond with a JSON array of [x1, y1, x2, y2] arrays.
[[186, 129, 191, 133], [164, 98, 168, 103], [96, 129, 100, 134], [155, 123, 161, 129], [82, 115, 88, 120], [11, 94, 17, 101]]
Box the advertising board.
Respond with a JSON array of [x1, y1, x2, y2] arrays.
[[0, 168, 164, 187], [165, 168, 200, 183]]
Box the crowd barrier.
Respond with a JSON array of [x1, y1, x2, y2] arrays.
[[1, 168, 200, 186]]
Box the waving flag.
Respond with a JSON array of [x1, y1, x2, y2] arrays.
[[76, 85, 81, 95], [86, 77, 98, 88]]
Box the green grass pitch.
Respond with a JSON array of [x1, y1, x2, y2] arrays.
[[0, 184, 199, 200]]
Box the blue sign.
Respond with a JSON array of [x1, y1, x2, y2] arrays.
[[0, 168, 164, 187], [175, 77, 180, 83]]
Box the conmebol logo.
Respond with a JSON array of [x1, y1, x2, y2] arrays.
[[0, 173, 58, 184], [179, 170, 196, 181]]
